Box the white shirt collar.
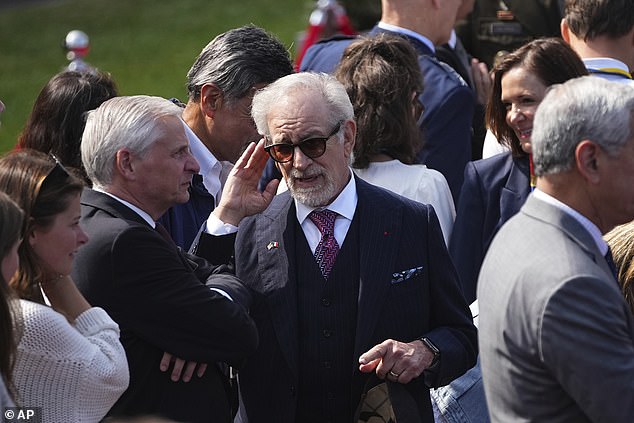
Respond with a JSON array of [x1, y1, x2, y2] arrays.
[[377, 21, 435, 53], [448, 29, 457, 49], [183, 120, 223, 198], [93, 187, 156, 228], [533, 189, 607, 255], [295, 170, 358, 224]]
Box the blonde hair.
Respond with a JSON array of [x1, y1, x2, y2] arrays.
[[605, 220, 634, 313]]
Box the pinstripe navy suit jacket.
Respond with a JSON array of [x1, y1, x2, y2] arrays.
[[233, 177, 477, 423]]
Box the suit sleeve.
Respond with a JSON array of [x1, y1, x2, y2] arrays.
[[540, 276, 634, 422], [449, 161, 485, 304], [422, 206, 478, 387], [109, 226, 258, 364]]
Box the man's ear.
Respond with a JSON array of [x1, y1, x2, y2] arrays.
[[115, 149, 136, 180], [560, 18, 570, 42], [575, 140, 601, 184], [200, 84, 224, 118]]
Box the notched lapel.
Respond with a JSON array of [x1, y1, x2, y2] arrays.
[[258, 197, 300, 379]]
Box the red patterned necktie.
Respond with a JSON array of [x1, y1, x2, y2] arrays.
[[309, 209, 340, 279]]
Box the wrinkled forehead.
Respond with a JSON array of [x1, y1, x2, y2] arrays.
[[265, 93, 331, 139]]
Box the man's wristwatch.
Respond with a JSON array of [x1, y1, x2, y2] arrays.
[[421, 337, 440, 367]]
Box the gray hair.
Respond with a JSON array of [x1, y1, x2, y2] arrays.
[[251, 72, 354, 138], [81, 95, 182, 188], [532, 76, 634, 176], [186, 25, 293, 105]]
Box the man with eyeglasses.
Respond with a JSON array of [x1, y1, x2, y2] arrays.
[[202, 72, 477, 423]]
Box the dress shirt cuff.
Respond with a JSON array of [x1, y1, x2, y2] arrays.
[[206, 212, 238, 235]]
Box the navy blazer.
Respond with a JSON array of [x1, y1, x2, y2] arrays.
[[449, 153, 530, 303], [72, 189, 257, 423], [300, 27, 475, 204], [233, 177, 477, 423]]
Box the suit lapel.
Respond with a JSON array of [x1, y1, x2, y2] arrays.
[[353, 180, 402, 360], [258, 193, 300, 378], [499, 156, 530, 223]]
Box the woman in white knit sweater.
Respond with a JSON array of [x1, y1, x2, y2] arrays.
[[0, 150, 129, 422]]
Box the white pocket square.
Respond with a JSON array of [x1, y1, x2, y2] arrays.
[[391, 266, 424, 284]]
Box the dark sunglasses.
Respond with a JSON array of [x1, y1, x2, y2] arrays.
[[34, 154, 71, 200], [264, 122, 342, 163]]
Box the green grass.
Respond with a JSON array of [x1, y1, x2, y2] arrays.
[[0, 0, 313, 152]]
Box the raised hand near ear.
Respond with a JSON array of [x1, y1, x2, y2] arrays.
[[213, 139, 279, 226]]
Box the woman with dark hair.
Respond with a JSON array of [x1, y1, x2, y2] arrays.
[[17, 70, 118, 184], [334, 33, 455, 243], [0, 150, 128, 421], [0, 192, 24, 407], [450, 37, 588, 303]]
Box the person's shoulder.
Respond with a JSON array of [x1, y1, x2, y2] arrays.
[[419, 54, 470, 89], [300, 35, 357, 72], [358, 177, 433, 215]]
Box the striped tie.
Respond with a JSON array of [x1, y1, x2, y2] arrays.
[[309, 209, 340, 279]]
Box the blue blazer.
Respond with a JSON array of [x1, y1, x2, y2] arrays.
[[300, 27, 475, 204], [233, 178, 477, 423], [449, 153, 530, 303]]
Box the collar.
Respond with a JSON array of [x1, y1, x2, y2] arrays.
[[377, 21, 435, 53], [448, 29, 457, 49], [584, 57, 633, 80], [93, 187, 156, 228], [295, 170, 358, 224], [533, 189, 608, 255], [183, 120, 223, 197]]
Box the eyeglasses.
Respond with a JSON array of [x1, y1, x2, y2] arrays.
[[34, 154, 71, 204], [264, 122, 342, 163]]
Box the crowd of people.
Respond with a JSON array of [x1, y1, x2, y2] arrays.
[[1, 0, 634, 422]]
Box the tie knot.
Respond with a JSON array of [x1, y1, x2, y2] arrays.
[[309, 209, 338, 236]]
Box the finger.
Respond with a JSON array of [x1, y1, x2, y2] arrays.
[[359, 340, 390, 365], [358, 357, 381, 374], [374, 354, 398, 379], [234, 141, 257, 170], [248, 141, 272, 173], [159, 352, 173, 372], [197, 363, 208, 378], [262, 179, 280, 201], [181, 361, 198, 383], [171, 357, 186, 382]]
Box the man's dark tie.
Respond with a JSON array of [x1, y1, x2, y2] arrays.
[[605, 247, 619, 283], [308, 209, 340, 279]]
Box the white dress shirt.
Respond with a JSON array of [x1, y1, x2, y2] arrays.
[[295, 171, 358, 254]]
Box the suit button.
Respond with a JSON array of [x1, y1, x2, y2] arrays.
[[327, 392, 335, 400], [322, 329, 332, 338], [323, 360, 332, 368], [290, 385, 296, 397], [321, 298, 331, 307]]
